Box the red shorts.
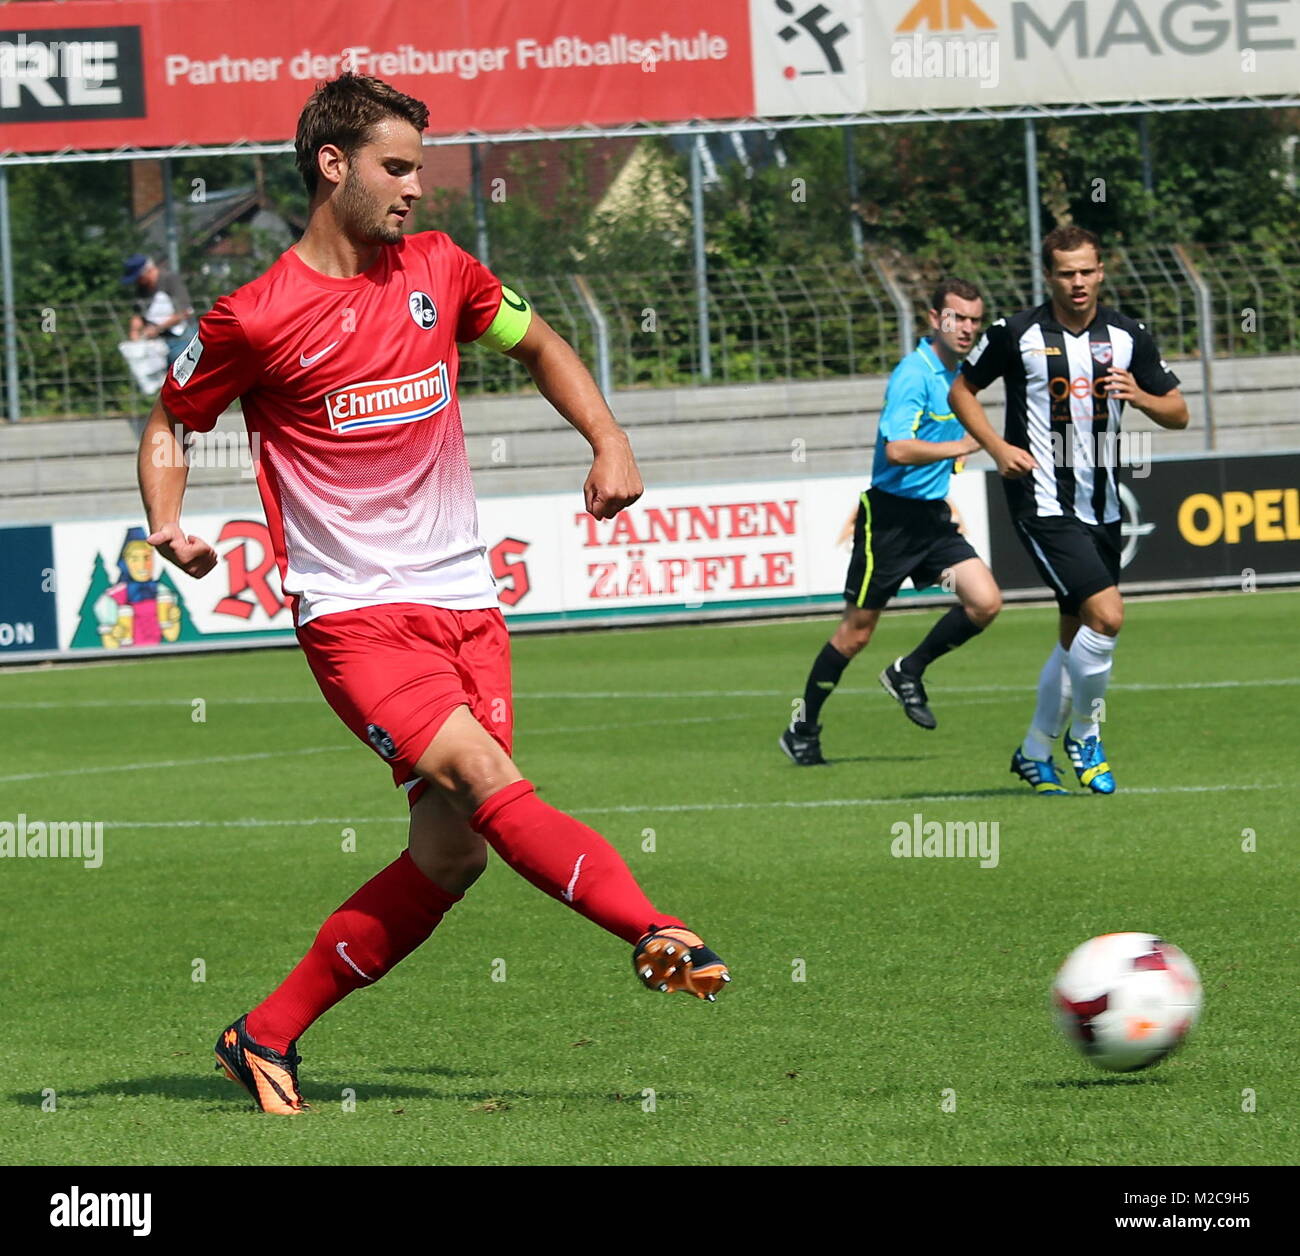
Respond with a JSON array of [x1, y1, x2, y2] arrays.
[[297, 603, 513, 797]]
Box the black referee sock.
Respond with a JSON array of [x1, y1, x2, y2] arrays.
[[899, 607, 984, 677], [800, 643, 851, 726]]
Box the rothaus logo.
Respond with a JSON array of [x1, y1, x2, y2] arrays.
[[49, 1187, 151, 1236], [0, 26, 145, 121], [323, 361, 450, 434]]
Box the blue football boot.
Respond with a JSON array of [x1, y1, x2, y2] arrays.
[[1063, 733, 1116, 794], [1010, 747, 1071, 796]]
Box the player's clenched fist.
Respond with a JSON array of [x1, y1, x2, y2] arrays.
[[147, 523, 218, 578], [994, 442, 1038, 479], [584, 440, 644, 520]]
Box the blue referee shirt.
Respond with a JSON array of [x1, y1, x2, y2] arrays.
[[870, 337, 964, 501]]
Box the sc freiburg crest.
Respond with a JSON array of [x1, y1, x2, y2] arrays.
[[408, 291, 438, 330]]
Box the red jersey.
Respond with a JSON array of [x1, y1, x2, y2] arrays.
[[161, 232, 504, 624]]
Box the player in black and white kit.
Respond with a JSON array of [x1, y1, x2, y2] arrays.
[[950, 227, 1190, 795]]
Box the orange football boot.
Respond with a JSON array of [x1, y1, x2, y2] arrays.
[[633, 927, 731, 1001], [214, 1015, 309, 1115]]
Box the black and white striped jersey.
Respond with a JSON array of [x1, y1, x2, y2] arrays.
[[960, 303, 1180, 523]]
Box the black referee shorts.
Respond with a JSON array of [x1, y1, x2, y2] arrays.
[[843, 486, 979, 611], [1014, 514, 1121, 616]]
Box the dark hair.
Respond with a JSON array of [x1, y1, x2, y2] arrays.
[[295, 73, 429, 196], [930, 276, 981, 314], [1041, 225, 1101, 271]]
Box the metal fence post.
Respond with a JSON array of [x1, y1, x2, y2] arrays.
[[0, 163, 19, 423], [1172, 244, 1215, 450], [163, 157, 181, 275], [470, 143, 490, 267], [844, 127, 864, 265], [570, 275, 612, 397], [1025, 120, 1044, 307], [690, 135, 712, 383], [866, 247, 913, 362]]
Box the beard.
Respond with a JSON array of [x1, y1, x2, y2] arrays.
[[336, 166, 404, 245]]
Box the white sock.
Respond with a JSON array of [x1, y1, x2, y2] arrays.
[[1067, 627, 1117, 741], [1022, 644, 1071, 760]]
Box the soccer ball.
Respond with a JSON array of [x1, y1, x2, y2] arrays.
[[1052, 933, 1202, 1072]]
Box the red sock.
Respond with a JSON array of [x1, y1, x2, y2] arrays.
[[246, 852, 459, 1053], [470, 779, 683, 945]]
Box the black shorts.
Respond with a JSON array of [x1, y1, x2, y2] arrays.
[[1014, 514, 1121, 616], [843, 487, 979, 611]]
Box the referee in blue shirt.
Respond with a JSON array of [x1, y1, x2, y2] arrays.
[[781, 277, 1003, 766]]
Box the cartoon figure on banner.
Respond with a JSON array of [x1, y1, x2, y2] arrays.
[[93, 527, 183, 648]]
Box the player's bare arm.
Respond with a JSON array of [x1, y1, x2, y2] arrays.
[[1105, 369, 1191, 429], [136, 397, 218, 578], [506, 312, 642, 520], [885, 434, 981, 466], [949, 374, 1036, 478]]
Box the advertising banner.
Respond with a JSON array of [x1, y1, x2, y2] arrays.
[[480, 471, 989, 619], [6, 451, 1296, 663], [757, 0, 1299, 115], [4, 2, 1294, 156], [0, 524, 59, 655], [984, 451, 1300, 595], [1, 0, 754, 153], [12, 468, 989, 660]]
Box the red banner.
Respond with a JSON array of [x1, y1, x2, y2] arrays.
[[0, 0, 754, 154]]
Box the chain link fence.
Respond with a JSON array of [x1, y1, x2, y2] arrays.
[[3, 242, 1297, 425]]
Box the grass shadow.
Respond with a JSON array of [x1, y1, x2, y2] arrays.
[[10, 1075, 691, 1110], [1026, 1074, 1170, 1090]]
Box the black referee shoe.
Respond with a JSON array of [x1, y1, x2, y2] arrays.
[[879, 659, 937, 730], [779, 721, 826, 765]]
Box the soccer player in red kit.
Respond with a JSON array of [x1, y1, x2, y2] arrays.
[[137, 75, 729, 1115]]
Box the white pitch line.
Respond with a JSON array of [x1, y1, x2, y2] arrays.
[[573, 781, 1298, 814], [522, 677, 1300, 698], [89, 779, 1298, 830], [2, 675, 1297, 710], [0, 744, 349, 784], [0, 714, 753, 784], [0, 696, 320, 709]]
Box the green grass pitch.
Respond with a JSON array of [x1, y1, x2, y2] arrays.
[[0, 590, 1295, 1166]]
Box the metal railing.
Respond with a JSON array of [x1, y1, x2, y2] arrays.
[[2, 242, 1297, 424]]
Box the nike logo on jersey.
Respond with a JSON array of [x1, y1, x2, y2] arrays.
[[299, 341, 340, 367]]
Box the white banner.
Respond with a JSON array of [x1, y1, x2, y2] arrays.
[[48, 471, 990, 653], [751, 0, 1298, 115]]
